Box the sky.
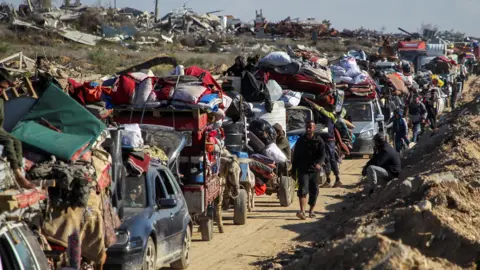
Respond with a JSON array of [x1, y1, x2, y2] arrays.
[[6, 0, 480, 36]]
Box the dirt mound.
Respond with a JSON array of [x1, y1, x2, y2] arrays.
[[266, 78, 480, 269], [285, 235, 460, 270]]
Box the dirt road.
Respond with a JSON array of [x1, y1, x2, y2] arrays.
[[187, 159, 367, 270]]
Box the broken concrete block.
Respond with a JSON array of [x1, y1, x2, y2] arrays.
[[429, 172, 458, 187], [417, 200, 432, 211], [399, 179, 413, 197]]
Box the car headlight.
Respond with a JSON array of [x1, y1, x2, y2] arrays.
[[359, 129, 374, 139], [115, 231, 129, 246]]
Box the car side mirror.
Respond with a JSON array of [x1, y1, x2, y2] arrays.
[[158, 198, 177, 209], [375, 114, 384, 122]]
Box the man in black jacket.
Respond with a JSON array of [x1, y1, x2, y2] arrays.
[[408, 96, 427, 143], [292, 121, 326, 219], [362, 133, 401, 193]]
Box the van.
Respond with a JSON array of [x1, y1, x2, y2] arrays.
[[343, 98, 385, 155]]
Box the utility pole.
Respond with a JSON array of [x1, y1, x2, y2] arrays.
[[154, 0, 159, 22], [114, 0, 116, 8]]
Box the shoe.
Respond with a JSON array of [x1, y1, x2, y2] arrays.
[[333, 180, 343, 188], [320, 181, 331, 188], [296, 212, 307, 220], [308, 212, 317, 218]]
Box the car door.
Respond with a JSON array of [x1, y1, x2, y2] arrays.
[[152, 174, 173, 264], [158, 168, 184, 256]]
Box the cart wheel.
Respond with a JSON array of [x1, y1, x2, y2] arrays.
[[289, 178, 295, 205], [199, 217, 213, 241], [279, 176, 293, 207], [234, 189, 247, 225]]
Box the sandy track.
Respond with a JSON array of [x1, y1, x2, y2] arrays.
[[180, 159, 366, 270]]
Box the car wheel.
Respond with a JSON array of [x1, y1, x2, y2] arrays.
[[142, 237, 156, 270], [171, 227, 191, 269]]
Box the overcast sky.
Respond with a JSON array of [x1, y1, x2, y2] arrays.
[[6, 0, 480, 36]]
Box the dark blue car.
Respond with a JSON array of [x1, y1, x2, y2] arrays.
[[105, 127, 192, 270], [105, 165, 192, 270]]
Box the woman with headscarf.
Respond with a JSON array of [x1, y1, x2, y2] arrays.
[[273, 123, 291, 161]]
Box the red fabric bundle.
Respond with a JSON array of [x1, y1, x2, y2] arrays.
[[111, 74, 137, 105], [68, 79, 112, 105], [184, 66, 223, 92]]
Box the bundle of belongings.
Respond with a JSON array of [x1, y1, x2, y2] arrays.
[[2, 83, 121, 267], [425, 56, 458, 75], [331, 56, 377, 98], [68, 66, 233, 121], [255, 51, 333, 97], [246, 120, 290, 195], [249, 154, 276, 196]]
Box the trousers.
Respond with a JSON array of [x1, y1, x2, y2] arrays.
[[367, 165, 394, 188], [297, 172, 319, 206], [0, 128, 22, 170]]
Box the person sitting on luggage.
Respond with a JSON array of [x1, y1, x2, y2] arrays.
[[223, 56, 246, 77], [273, 123, 291, 161], [362, 133, 401, 194], [0, 68, 35, 189]]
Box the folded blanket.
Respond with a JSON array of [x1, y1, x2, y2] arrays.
[[250, 154, 276, 167]]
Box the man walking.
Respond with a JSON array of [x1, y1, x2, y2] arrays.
[[362, 133, 401, 194], [408, 96, 427, 143], [292, 121, 326, 220]]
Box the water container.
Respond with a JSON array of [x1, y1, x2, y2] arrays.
[[190, 172, 204, 184], [223, 122, 246, 152], [251, 101, 287, 132]]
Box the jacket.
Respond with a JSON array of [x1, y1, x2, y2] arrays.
[[276, 136, 291, 161], [408, 102, 427, 124], [364, 142, 401, 177], [292, 134, 325, 174]]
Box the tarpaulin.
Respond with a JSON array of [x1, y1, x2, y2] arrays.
[[11, 83, 105, 161]]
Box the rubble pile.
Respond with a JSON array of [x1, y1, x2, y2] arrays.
[[268, 78, 480, 269]]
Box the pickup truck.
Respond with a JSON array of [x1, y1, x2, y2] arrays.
[[105, 127, 192, 270]]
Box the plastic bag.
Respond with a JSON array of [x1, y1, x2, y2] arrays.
[[280, 90, 302, 107], [263, 143, 287, 163], [259, 52, 292, 66], [121, 124, 144, 148], [265, 80, 283, 102]]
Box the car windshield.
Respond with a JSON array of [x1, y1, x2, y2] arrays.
[[123, 175, 147, 208], [344, 102, 373, 122]]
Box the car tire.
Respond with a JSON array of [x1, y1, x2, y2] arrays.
[[171, 227, 191, 269], [233, 189, 247, 225], [279, 176, 293, 207], [142, 237, 156, 270]]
